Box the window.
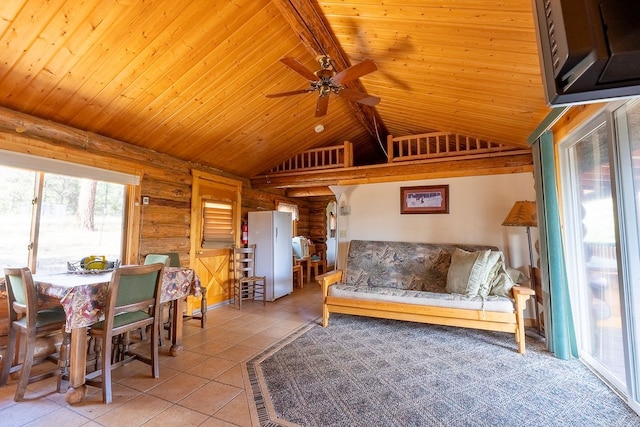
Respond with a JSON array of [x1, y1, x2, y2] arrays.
[[276, 200, 299, 236], [276, 201, 299, 221], [201, 199, 234, 248], [0, 167, 127, 274], [0, 150, 137, 274]]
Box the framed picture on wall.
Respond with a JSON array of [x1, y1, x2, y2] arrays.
[[400, 185, 449, 214]]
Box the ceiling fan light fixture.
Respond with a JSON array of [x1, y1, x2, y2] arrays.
[[267, 56, 380, 116], [314, 124, 325, 133]]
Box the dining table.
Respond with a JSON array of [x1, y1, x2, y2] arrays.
[[32, 266, 201, 405]]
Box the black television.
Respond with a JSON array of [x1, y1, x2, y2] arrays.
[[532, 0, 640, 106]]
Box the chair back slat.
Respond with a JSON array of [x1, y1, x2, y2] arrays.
[[157, 252, 181, 267], [144, 254, 170, 266], [233, 245, 257, 278], [115, 270, 161, 307], [103, 263, 164, 332], [4, 267, 37, 322]]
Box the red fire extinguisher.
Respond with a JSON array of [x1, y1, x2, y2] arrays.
[[241, 221, 248, 247]]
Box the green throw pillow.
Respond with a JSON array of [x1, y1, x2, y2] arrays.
[[446, 248, 491, 296]]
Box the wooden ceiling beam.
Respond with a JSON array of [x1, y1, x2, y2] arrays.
[[285, 186, 334, 197], [251, 151, 534, 189], [272, 0, 388, 159]]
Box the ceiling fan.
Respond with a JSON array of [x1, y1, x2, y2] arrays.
[[266, 56, 380, 117]]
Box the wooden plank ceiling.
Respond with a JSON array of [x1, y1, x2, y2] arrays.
[[0, 0, 550, 179]]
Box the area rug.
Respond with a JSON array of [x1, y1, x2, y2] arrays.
[[246, 314, 640, 427]]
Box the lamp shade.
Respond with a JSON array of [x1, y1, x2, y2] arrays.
[[502, 201, 537, 227]]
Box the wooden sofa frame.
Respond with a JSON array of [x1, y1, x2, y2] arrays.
[[316, 270, 535, 354]]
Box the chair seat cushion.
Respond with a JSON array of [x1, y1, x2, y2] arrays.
[[14, 307, 66, 329], [90, 310, 151, 331]]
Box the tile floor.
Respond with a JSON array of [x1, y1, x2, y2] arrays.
[[0, 282, 322, 427]]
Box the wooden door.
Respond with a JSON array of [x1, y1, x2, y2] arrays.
[[191, 248, 231, 310], [188, 170, 241, 311]]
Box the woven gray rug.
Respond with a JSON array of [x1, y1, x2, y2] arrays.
[[246, 314, 640, 427]]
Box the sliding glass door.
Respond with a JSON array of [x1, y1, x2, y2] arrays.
[[560, 99, 640, 414], [612, 100, 640, 406]]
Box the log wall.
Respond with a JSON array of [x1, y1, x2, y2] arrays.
[[240, 187, 311, 238], [308, 196, 336, 243], [0, 107, 311, 268]]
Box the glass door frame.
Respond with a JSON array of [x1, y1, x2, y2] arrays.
[[559, 100, 640, 414], [611, 100, 640, 412]]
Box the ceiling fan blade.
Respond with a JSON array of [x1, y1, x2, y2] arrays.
[[266, 89, 314, 98], [280, 57, 319, 81], [333, 59, 378, 84], [338, 88, 381, 106], [315, 95, 330, 117]]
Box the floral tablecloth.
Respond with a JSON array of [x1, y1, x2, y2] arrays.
[[33, 266, 201, 331]]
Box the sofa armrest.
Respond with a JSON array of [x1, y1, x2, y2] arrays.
[[315, 270, 343, 297], [512, 285, 535, 298], [512, 285, 535, 313]]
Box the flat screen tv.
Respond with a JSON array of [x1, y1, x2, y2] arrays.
[[532, 0, 640, 106]]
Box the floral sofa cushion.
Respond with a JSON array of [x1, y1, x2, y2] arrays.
[[343, 240, 498, 293]]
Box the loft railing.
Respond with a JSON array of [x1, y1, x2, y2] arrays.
[[264, 141, 353, 174], [387, 132, 521, 163]]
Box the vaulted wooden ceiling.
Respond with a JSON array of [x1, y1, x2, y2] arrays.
[[0, 0, 550, 179]]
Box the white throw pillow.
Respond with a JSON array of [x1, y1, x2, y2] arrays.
[[446, 248, 491, 296], [477, 251, 504, 297]]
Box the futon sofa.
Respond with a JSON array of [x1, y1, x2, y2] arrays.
[[316, 240, 535, 354]]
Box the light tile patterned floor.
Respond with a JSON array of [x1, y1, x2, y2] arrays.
[[0, 283, 322, 427]]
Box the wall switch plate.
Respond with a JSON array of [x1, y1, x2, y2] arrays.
[[142, 196, 150, 205]]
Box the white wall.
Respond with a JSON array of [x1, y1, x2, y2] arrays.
[[333, 173, 538, 272]]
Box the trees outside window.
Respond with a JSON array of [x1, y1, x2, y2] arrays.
[[0, 166, 126, 274]]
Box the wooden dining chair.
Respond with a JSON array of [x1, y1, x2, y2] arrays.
[[85, 263, 164, 403], [144, 254, 170, 266], [148, 252, 207, 346], [160, 252, 207, 329], [1, 267, 66, 401], [141, 254, 171, 344], [232, 245, 266, 309]]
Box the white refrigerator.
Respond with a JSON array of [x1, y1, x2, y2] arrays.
[[248, 210, 293, 301]]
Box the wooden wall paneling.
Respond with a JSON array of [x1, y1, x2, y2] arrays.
[[0, 1, 552, 179], [141, 237, 191, 257], [139, 206, 190, 235], [141, 178, 191, 204], [138, 177, 192, 264], [296, 204, 311, 238]]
